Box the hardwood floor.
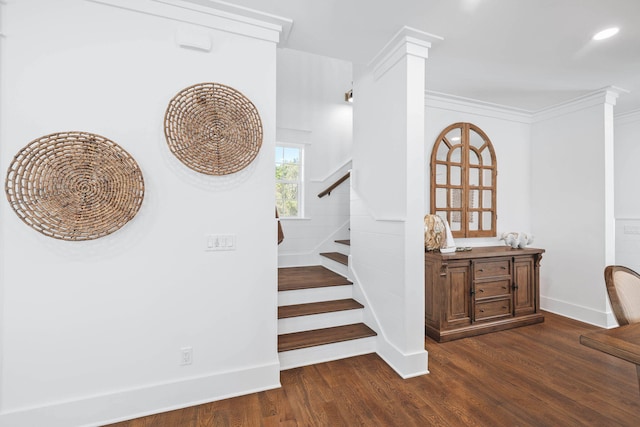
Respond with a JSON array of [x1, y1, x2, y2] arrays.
[[105, 312, 640, 426]]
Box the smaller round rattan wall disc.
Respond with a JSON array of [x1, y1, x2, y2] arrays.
[[164, 82, 263, 175], [5, 131, 145, 241]]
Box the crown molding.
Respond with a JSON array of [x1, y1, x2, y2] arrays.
[[425, 91, 534, 124], [86, 0, 291, 44], [532, 86, 628, 122], [616, 108, 640, 126], [369, 26, 443, 81], [426, 87, 639, 125]]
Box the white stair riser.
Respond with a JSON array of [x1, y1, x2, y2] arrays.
[[279, 336, 376, 371], [334, 242, 350, 255], [278, 309, 364, 334], [320, 257, 349, 278], [278, 285, 352, 306]]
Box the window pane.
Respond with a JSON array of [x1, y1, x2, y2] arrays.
[[436, 141, 449, 162], [283, 147, 300, 164], [483, 168, 492, 186], [449, 211, 462, 230], [277, 163, 299, 180], [483, 190, 493, 209], [276, 183, 298, 217], [450, 147, 462, 164], [450, 166, 461, 186], [468, 211, 478, 230], [276, 145, 303, 218], [450, 188, 463, 210], [435, 188, 447, 208], [481, 147, 493, 166], [435, 164, 447, 185], [469, 129, 484, 150], [482, 211, 493, 230], [469, 149, 480, 166], [445, 129, 462, 146], [469, 189, 479, 209], [469, 167, 479, 187]]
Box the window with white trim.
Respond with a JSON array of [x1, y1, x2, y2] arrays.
[[275, 144, 304, 218]]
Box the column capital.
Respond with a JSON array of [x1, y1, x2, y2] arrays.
[[369, 26, 443, 81]]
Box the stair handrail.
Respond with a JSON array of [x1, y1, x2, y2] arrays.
[[317, 171, 350, 198]]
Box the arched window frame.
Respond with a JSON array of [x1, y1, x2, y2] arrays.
[[430, 122, 497, 238]]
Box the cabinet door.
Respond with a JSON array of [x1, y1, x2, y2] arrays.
[[445, 263, 472, 327], [513, 256, 535, 315]]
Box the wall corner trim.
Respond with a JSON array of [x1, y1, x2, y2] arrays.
[[369, 26, 443, 81], [86, 0, 292, 44]]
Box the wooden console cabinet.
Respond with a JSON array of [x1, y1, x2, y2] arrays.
[[425, 246, 544, 342]]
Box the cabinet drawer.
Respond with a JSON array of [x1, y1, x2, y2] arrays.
[[474, 260, 510, 278], [475, 298, 512, 321], [475, 279, 511, 299]]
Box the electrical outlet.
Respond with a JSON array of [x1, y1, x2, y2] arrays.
[[180, 347, 193, 366]]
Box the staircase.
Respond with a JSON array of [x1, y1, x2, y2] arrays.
[[278, 240, 377, 370]]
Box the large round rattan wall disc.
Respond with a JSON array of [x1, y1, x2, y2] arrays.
[[164, 82, 263, 175], [5, 131, 145, 241]]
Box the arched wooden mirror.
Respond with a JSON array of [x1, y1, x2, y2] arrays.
[[430, 122, 496, 238]]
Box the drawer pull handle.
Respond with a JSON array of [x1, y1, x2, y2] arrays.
[[478, 269, 484, 272], [501, 266, 506, 270], [479, 309, 484, 313], [479, 289, 484, 293], [502, 306, 508, 309]]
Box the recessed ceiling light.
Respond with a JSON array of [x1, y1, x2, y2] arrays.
[[593, 27, 619, 41]]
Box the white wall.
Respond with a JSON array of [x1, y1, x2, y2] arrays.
[[276, 48, 352, 266], [530, 90, 619, 327], [351, 28, 432, 378], [0, 1, 281, 425], [614, 110, 640, 274], [425, 94, 533, 245]]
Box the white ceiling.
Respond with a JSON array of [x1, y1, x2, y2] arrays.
[[209, 0, 640, 114]]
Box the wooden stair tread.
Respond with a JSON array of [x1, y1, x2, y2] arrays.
[[278, 323, 377, 352], [278, 265, 351, 291], [278, 299, 364, 319], [320, 252, 348, 265], [335, 239, 351, 246]]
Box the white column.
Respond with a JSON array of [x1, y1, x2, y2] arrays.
[[351, 27, 441, 378]]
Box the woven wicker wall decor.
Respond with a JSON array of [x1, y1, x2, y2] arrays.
[[164, 82, 263, 175], [5, 131, 145, 241]]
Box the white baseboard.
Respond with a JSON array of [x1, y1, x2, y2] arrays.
[[0, 362, 281, 427], [541, 296, 618, 328], [376, 337, 429, 379]]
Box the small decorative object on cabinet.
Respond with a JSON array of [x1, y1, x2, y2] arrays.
[[425, 246, 544, 342]]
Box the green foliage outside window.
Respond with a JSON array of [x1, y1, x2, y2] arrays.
[[276, 146, 302, 217]]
